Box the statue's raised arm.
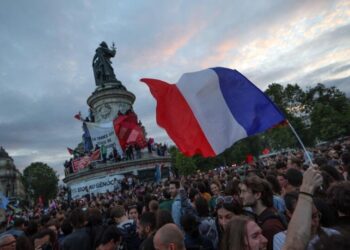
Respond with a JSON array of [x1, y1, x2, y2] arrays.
[[92, 41, 123, 88]]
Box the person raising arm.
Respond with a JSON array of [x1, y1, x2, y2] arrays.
[[282, 166, 323, 250]]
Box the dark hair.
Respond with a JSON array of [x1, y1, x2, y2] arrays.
[[32, 229, 55, 244], [266, 175, 282, 194], [216, 197, 243, 215], [243, 176, 273, 207], [320, 165, 343, 181], [277, 173, 286, 178], [61, 219, 73, 236], [284, 192, 299, 213], [313, 228, 350, 250], [188, 188, 199, 202], [327, 181, 350, 216], [143, 194, 153, 212], [341, 152, 350, 166], [224, 179, 241, 196], [156, 210, 173, 229], [69, 208, 86, 228], [285, 168, 303, 187], [127, 204, 138, 212], [169, 180, 180, 189], [87, 208, 103, 227], [313, 198, 338, 227], [290, 157, 302, 168], [139, 212, 156, 232], [197, 182, 207, 193], [95, 225, 121, 248], [149, 200, 159, 212], [25, 220, 38, 237], [40, 215, 51, 227], [110, 206, 125, 219], [46, 219, 59, 230], [162, 189, 171, 200], [194, 196, 209, 217], [314, 156, 328, 168], [275, 161, 287, 170], [16, 236, 34, 250], [14, 218, 25, 228], [180, 214, 199, 238], [318, 171, 335, 195]]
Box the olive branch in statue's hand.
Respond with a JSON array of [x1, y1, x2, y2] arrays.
[[112, 42, 116, 50]]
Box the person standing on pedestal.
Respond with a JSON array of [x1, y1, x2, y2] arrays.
[[101, 144, 107, 163]]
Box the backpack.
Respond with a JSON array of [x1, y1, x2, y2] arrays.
[[198, 217, 218, 248], [257, 208, 288, 229]]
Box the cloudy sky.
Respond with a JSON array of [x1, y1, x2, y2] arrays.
[[0, 0, 349, 177]]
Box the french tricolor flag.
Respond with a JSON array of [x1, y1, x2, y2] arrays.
[[141, 67, 285, 157]]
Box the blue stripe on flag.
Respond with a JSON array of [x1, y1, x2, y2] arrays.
[[212, 67, 285, 135]]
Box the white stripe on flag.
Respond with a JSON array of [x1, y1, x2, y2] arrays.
[[176, 69, 247, 154]]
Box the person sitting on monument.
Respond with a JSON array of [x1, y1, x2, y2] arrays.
[[126, 145, 134, 160], [64, 160, 71, 175], [112, 147, 121, 162], [107, 152, 114, 162]]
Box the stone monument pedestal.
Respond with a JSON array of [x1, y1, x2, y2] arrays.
[[87, 84, 135, 123]]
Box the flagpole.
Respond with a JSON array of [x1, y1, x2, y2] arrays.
[[287, 120, 313, 165]]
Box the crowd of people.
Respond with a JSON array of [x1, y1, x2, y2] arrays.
[[1, 137, 350, 250], [63, 141, 169, 176]]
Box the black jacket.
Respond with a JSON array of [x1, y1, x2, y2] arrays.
[[61, 228, 92, 250]]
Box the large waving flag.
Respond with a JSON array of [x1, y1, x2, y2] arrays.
[[113, 111, 147, 150], [141, 67, 285, 157]]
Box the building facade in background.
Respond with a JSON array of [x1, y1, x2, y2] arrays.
[[0, 147, 26, 199]]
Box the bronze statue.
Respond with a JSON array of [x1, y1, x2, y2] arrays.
[[92, 41, 124, 89]]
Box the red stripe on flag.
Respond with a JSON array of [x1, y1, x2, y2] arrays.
[[140, 78, 215, 157]]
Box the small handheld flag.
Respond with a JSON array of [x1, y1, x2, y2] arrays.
[[74, 112, 82, 121], [67, 147, 74, 155]]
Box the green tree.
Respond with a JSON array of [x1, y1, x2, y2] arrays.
[[265, 83, 314, 147], [23, 162, 59, 203], [306, 84, 350, 141], [170, 147, 197, 175], [265, 83, 286, 111]]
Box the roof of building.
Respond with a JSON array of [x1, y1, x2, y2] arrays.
[[0, 146, 12, 160]]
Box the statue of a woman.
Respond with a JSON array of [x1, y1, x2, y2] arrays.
[[92, 42, 122, 87]]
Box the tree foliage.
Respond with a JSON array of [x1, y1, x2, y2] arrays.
[[307, 84, 350, 141], [23, 162, 59, 203], [169, 146, 196, 176], [265, 83, 350, 145], [169, 83, 350, 173]]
